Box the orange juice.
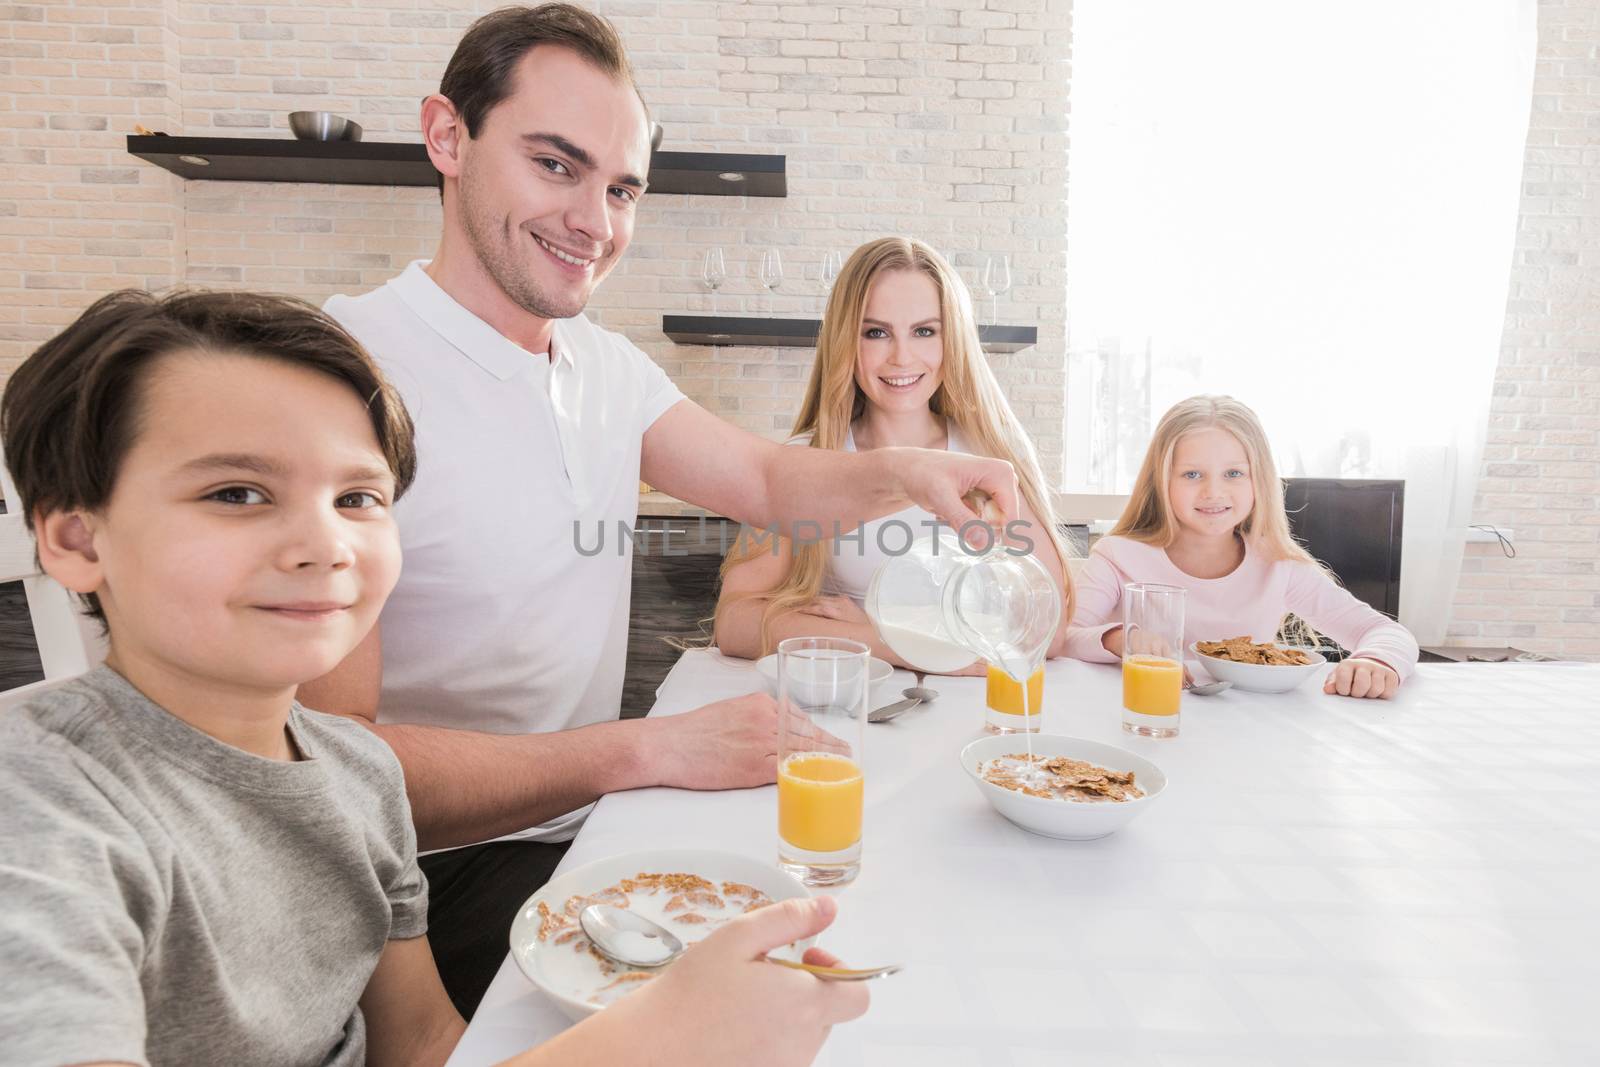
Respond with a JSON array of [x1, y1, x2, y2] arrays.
[[986, 665, 1043, 718], [778, 753, 863, 854], [1122, 655, 1182, 716]]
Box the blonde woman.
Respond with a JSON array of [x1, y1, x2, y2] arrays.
[[714, 237, 1073, 672], [1062, 395, 1418, 698]]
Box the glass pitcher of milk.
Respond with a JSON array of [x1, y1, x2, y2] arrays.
[[863, 494, 1060, 683]]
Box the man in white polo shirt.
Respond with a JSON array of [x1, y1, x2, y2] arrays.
[[307, 4, 1017, 1016]]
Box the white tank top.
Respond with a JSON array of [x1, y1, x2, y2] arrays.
[[790, 421, 975, 605]]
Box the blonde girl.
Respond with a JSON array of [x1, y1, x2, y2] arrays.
[[1062, 395, 1417, 698], [713, 237, 1073, 672]]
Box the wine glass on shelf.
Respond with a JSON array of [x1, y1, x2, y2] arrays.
[[759, 247, 784, 316], [701, 247, 727, 314], [819, 249, 843, 315], [982, 253, 1011, 325]]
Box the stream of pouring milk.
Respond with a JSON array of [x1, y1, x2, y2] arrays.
[[874, 605, 1044, 776]]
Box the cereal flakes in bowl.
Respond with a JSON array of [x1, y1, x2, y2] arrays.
[[1191, 637, 1326, 694], [508, 848, 814, 1021], [959, 733, 1167, 841]]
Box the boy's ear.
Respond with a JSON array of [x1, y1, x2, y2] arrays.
[[34, 509, 104, 595]]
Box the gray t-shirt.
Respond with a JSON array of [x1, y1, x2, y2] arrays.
[[0, 667, 428, 1067]]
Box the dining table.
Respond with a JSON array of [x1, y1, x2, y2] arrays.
[[446, 649, 1600, 1067]]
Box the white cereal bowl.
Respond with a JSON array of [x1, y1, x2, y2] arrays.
[[1190, 642, 1326, 694], [755, 653, 895, 706], [509, 848, 813, 1021], [960, 733, 1167, 841]]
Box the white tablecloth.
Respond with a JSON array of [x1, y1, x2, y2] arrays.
[[448, 651, 1600, 1066]]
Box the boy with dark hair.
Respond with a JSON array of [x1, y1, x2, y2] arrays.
[[0, 288, 865, 1067]]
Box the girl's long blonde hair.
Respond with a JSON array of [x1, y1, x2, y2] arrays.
[[1110, 394, 1316, 565], [718, 236, 1072, 655]]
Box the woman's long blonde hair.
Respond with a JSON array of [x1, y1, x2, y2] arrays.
[[1110, 395, 1315, 565], [718, 236, 1072, 654]]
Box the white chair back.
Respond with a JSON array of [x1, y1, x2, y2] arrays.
[[0, 446, 105, 709]]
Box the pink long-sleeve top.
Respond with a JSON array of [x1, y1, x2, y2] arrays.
[[1063, 535, 1419, 679]]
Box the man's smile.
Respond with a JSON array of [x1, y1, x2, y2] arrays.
[[532, 232, 598, 271]]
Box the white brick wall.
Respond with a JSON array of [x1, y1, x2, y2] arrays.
[[1445, 0, 1600, 661], [1, 0, 184, 358], [3, 0, 1071, 477], [615, 0, 1071, 476]]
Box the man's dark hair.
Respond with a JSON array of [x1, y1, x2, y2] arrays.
[[433, 3, 643, 193], [0, 288, 417, 622]]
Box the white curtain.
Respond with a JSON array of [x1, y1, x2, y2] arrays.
[[1064, 0, 1538, 644]]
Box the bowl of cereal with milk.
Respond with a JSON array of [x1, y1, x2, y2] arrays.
[[960, 734, 1167, 840], [1191, 636, 1326, 694], [509, 848, 814, 1021]]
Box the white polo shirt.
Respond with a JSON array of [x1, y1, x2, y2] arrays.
[[326, 261, 684, 843]]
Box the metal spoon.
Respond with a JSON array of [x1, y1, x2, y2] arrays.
[[579, 903, 901, 981], [869, 685, 940, 723], [1185, 679, 1232, 696]]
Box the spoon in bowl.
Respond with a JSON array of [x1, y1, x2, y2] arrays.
[[869, 684, 940, 724], [578, 903, 901, 981]]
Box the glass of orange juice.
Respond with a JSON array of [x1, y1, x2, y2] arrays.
[[1121, 582, 1185, 738], [985, 664, 1044, 734], [776, 637, 868, 886]]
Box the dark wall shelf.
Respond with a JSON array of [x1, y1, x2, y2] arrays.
[[125, 136, 786, 196], [653, 152, 785, 197], [662, 315, 1037, 353], [666, 316, 822, 348], [129, 136, 429, 186]]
